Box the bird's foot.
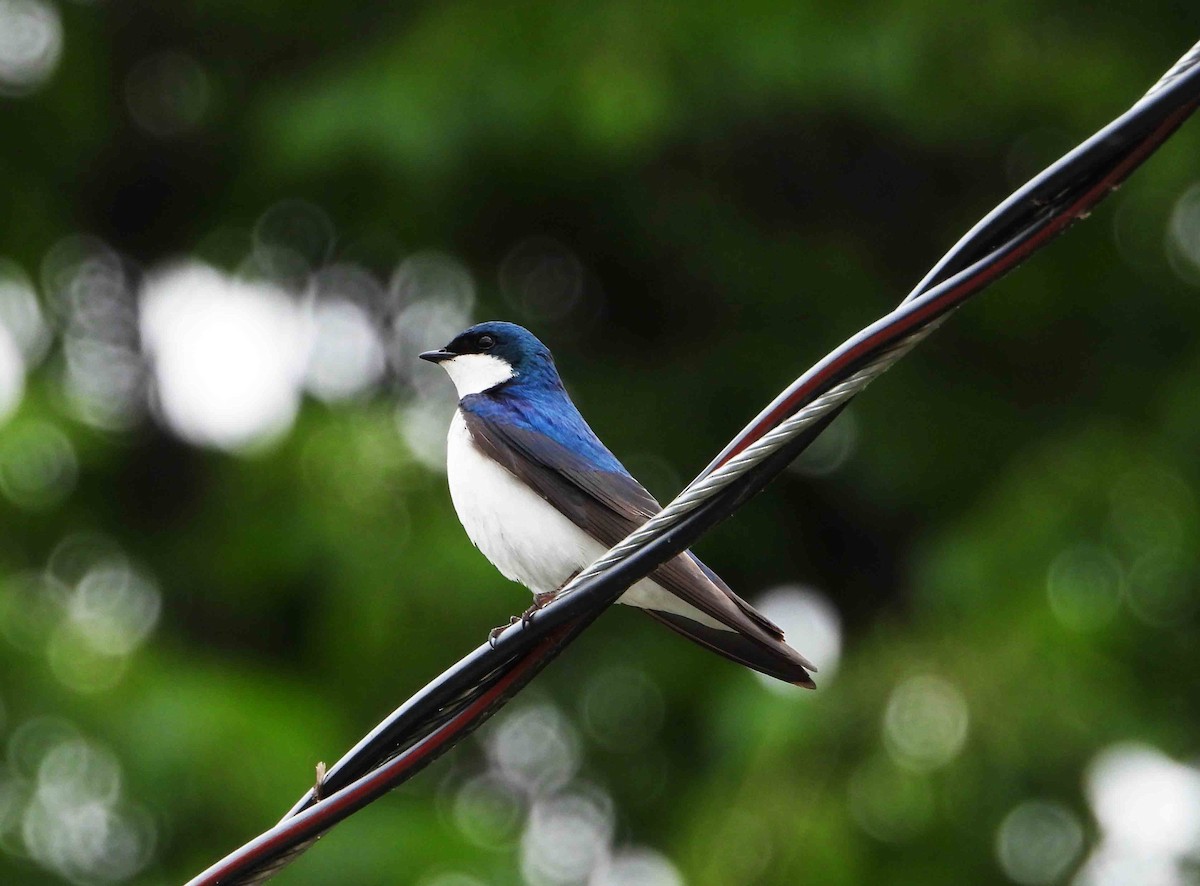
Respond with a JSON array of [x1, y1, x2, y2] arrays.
[[520, 591, 557, 627], [490, 586, 569, 647], [488, 616, 520, 648]]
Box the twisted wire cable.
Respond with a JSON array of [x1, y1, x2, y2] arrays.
[[564, 318, 946, 592], [1142, 37, 1200, 101], [185, 37, 1200, 886]]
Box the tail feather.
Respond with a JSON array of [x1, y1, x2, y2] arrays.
[[641, 609, 817, 688], [688, 554, 787, 640]]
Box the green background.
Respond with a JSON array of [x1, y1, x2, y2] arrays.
[[1, 2, 1199, 884]]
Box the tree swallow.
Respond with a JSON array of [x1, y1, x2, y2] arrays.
[[420, 321, 815, 687]]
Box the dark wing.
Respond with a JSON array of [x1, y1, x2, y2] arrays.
[[461, 409, 816, 685], [462, 409, 661, 546]]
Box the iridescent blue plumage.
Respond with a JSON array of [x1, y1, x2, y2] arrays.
[[455, 321, 627, 476], [420, 320, 816, 686]]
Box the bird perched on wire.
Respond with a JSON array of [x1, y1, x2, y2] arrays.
[[420, 321, 815, 687]]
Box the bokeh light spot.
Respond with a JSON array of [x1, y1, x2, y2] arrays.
[[581, 667, 664, 752], [396, 396, 455, 472], [789, 411, 859, 478], [1046, 544, 1123, 632], [36, 739, 121, 811], [67, 559, 161, 657], [752, 585, 842, 692], [0, 0, 61, 96], [19, 733, 156, 883], [1166, 182, 1200, 286], [63, 335, 146, 430], [40, 236, 145, 430], [417, 874, 488, 886], [1073, 845, 1179, 886], [254, 199, 335, 270], [0, 324, 24, 426], [0, 572, 66, 653], [125, 50, 210, 137], [1086, 743, 1200, 858], [1107, 467, 1192, 556], [0, 420, 78, 510], [0, 257, 51, 364], [389, 252, 475, 316], [393, 296, 473, 398], [141, 262, 309, 451], [304, 298, 386, 402], [521, 786, 614, 886], [499, 237, 586, 322], [995, 800, 1084, 885], [7, 718, 80, 781], [452, 773, 525, 849], [40, 236, 126, 330], [46, 533, 123, 589], [883, 675, 969, 772], [487, 703, 581, 797], [589, 847, 683, 886]]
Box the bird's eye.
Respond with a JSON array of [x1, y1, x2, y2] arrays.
[[477, 334, 496, 350]]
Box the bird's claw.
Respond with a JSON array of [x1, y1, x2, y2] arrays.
[[488, 616, 520, 648], [488, 592, 560, 647], [520, 591, 557, 627]]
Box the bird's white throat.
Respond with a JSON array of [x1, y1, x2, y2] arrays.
[[440, 353, 516, 397]]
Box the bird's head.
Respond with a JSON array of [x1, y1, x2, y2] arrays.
[[419, 321, 557, 397]]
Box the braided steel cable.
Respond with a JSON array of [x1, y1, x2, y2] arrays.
[[185, 38, 1200, 886], [564, 319, 946, 590], [1142, 37, 1200, 101]]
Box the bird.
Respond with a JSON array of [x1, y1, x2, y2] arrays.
[[419, 321, 816, 687]]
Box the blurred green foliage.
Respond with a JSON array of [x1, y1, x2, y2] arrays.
[[1, 2, 1199, 884]]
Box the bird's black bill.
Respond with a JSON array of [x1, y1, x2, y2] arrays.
[[419, 349, 455, 363]]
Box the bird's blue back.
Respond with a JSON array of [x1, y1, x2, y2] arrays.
[[460, 368, 630, 477]]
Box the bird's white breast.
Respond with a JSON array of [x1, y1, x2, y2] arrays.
[[446, 409, 727, 629], [447, 409, 593, 595]]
